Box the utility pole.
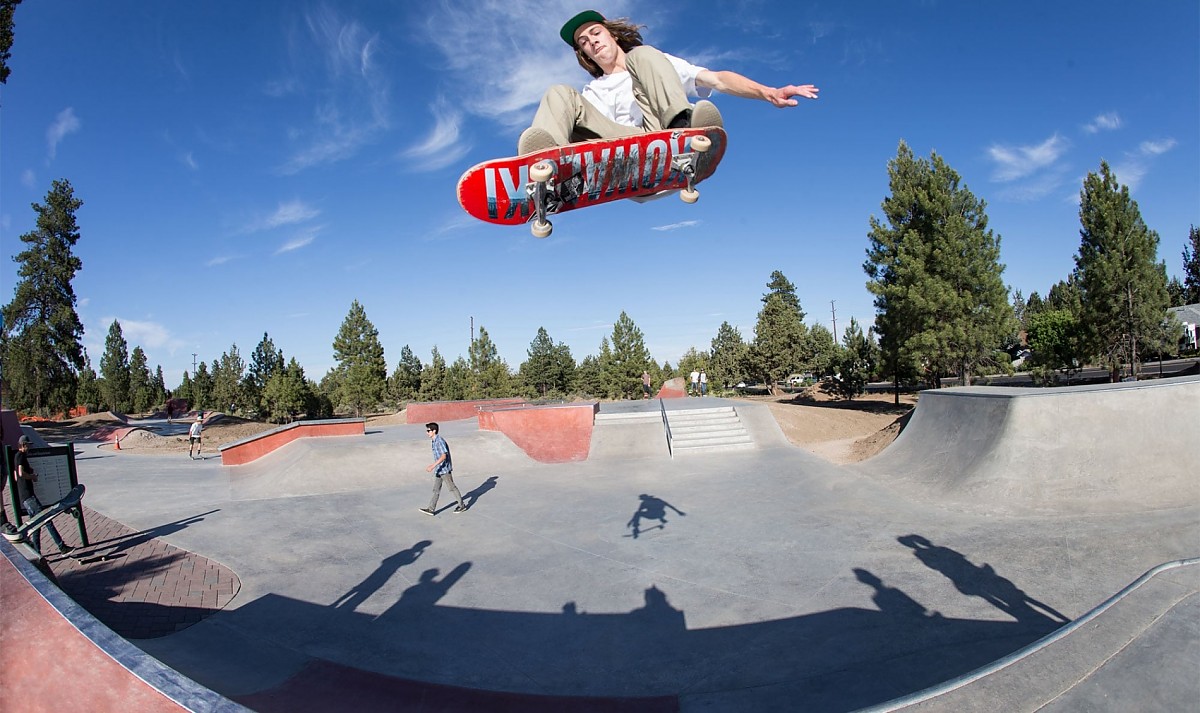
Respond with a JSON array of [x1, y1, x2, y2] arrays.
[[470, 316, 474, 346], [830, 300, 838, 339], [192, 353, 197, 374]]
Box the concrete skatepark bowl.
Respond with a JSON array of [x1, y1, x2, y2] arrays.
[[3, 375, 1197, 712]]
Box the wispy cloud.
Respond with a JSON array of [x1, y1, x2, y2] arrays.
[[21, 169, 36, 188], [96, 317, 184, 354], [987, 133, 1069, 182], [180, 151, 198, 170], [46, 108, 81, 160], [206, 255, 235, 267], [1082, 111, 1122, 134], [243, 199, 321, 233], [276, 4, 391, 174], [275, 225, 322, 254], [653, 220, 702, 232], [399, 97, 471, 171], [1112, 137, 1177, 191], [420, 0, 636, 127]]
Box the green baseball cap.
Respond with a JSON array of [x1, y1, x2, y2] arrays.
[[560, 10, 605, 46]]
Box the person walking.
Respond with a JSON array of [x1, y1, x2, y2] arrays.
[[420, 423, 466, 516], [12, 435, 74, 556]]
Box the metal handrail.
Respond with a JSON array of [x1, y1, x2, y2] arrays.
[[658, 398, 673, 458]]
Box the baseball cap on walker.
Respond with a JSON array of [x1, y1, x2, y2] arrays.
[[560, 9, 605, 46]]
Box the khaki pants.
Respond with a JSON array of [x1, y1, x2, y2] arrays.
[[530, 46, 693, 145]]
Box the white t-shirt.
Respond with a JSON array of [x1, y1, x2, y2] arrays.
[[582, 52, 711, 128]]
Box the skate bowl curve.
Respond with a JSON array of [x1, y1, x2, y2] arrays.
[[854, 375, 1200, 515]]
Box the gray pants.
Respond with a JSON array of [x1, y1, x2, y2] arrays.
[[529, 45, 693, 145], [428, 472, 464, 511]]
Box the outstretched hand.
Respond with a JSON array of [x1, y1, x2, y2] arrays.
[[768, 84, 820, 108]]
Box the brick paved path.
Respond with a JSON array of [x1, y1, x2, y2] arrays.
[[37, 505, 241, 639]]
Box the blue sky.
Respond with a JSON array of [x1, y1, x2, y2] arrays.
[[2, 1, 1197, 387]]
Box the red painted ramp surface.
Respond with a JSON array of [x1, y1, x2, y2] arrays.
[[479, 403, 598, 463], [0, 544, 230, 712]]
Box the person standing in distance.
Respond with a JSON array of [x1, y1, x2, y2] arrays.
[[188, 415, 203, 459], [420, 423, 466, 516]]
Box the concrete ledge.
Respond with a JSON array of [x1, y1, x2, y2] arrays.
[[0, 539, 248, 712], [405, 398, 526, 424], [478, 402, 599, 463], [219, 419, 365, 466]]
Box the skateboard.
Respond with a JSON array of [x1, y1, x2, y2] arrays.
[[3, 484, 85, 543], [456, 127, 726, 238]]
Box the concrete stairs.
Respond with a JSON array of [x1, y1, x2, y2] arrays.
[[593, 404, 754, 457], [667, 406, 754, 454]]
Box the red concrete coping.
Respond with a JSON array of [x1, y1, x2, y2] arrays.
[[478, 402, 598, 463], [218, 418, 365, 466], [0, 540, 247, 712], [405, 398, 527, 424]]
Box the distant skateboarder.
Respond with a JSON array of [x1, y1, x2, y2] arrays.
[[188, 416, 203, 459]]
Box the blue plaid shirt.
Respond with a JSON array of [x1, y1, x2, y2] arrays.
[[431, 435, 452, 475]]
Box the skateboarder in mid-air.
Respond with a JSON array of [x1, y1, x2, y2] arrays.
[[517, 9, 820, 155]]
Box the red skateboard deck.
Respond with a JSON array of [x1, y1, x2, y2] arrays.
[[456, 127, 726, 237]]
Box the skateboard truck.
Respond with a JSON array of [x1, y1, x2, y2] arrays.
[[527, 161, 556, 239], [677, 134, 712, 204]]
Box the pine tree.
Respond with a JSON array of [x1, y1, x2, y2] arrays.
[[604, 313, 651, 399], [76, 351, 103, 413], [746, 271, 809, 394], [211, 344, 246, 412], [176, 371, 194, 409], [709, 321, 747, 390], [808, 324, 839, 378], [1, 179, 86, 415], [574, 354, 603, 398], [99, 320, 131, 412], [1075, 161, 1169, 379], [128, 346, 155, 413], [830, 318, 876, 400], [246, 332, 285, 416], [192, 362, 213, 409], [467, 326, 512, 398], [418, 347, 447, 401], [865, 142, 1014, 388], [520, 327, 574, 398], [1183, 225, 1200, 305], [332, 300, 388, 416], [389, 344, 423, 405], [444, 357, 469, 401], [263, 357, 312, 423]]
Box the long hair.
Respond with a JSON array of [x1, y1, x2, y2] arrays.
[[574, 17, 644, 78]]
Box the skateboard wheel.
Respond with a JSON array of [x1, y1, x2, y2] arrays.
[[531, 219, 553, 238], [690, 135, 711, 153], [530, 161, 555, 183], [680, 187, 700, 204]]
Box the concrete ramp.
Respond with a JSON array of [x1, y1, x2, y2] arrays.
[[855, 375, 1200, 515], [228, 428, 533, 501]]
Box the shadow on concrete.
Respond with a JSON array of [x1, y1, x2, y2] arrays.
[[463, 476, 499, 509], [226, 539, 1067, 712], [899, 534, 1070, 625], [625, 494, 686, 539], [331, 540, 432, 614]]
